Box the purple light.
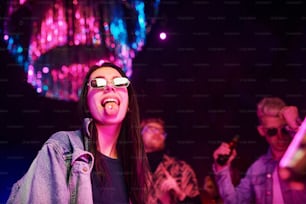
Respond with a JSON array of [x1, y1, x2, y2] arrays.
[[4, 35, 9, 41], [159, 32, 166, 40]]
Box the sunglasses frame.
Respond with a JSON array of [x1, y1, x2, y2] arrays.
[[88, 77, 130, 89], [264, 126, 290, 137], [142, 125, 167, 138]]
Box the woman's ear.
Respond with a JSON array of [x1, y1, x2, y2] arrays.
[[257, 125, 265, 137]]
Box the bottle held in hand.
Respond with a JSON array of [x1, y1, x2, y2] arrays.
[[217, 135, 240, 166]]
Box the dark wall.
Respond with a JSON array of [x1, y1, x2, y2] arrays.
[[2, 1, 306, 202], [131, 0, 306, 187]]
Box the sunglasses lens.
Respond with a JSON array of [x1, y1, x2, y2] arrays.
[[143, 126, 167, 137], [266, 128, 277, 137], [89, 77, 130, 88], [90, 78, 107, 88], [281, 127, 289, 135], [266, 126, 290, 137], [113, 77, 130, 87]]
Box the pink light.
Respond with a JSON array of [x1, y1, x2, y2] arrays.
[[280, 117, 306, 168], [28, 69, 34, 76], [159, 32, 167, 40], [96, 59, 105, 66], [47, 34, 52, 42], [42, 67, 49, 73], [4, 35, 9, 41], [20, 0, 27, 5]]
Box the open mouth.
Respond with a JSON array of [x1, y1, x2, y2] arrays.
[[101, 98, 119, 107]]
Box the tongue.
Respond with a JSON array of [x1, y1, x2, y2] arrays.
[[104, 102, 119, 115]]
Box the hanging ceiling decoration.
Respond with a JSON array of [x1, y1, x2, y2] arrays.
[[3, 0, 160, 101]]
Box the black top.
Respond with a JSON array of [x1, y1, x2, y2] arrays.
[[91, 152, 129, 204]]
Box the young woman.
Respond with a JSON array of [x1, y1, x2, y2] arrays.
[[7, 62, 150, 204]]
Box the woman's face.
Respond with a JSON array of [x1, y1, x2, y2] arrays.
[[87, 67, 129, 125]]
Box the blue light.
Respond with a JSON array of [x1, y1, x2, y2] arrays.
[[135, 1, 146, 47], [17, 55, 24, 64], [43, 85, 49, 91], [110, 19, 127, 43], [17, 46, 23, 53]]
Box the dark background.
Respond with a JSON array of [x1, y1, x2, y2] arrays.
[[1, 1, 306, 202]]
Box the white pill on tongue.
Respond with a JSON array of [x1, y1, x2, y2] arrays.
[[104, 102, 119, 115]]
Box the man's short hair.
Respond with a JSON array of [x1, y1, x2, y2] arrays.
[[256, 97, 286, 124], [140, 118, 165, 132]]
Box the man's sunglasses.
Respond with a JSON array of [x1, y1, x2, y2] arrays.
[[88, 77, 130, 89], [142, 126, 167, 138], [264, 126, 289, 137]]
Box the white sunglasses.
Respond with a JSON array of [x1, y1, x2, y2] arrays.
[[88, 77, 130, 89]]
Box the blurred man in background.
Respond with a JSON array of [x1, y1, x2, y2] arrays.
[[141, 117, 201, 204], [213, 97, 306, 204]]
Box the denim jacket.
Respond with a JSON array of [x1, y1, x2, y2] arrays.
[[7, 118, 95, 204], [214, 149, 306, 204]]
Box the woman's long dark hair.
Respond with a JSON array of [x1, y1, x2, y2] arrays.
[[79, 62, 150, 203]]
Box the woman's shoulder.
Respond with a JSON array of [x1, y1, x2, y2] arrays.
[[49, 129, 82, 141], [45, 129, 84, 153]]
